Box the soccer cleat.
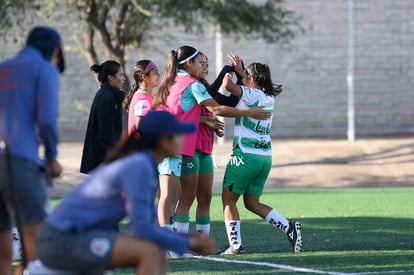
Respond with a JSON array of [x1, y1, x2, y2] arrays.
[[286, 221, 302, 253], [218, 244, 246, 255]]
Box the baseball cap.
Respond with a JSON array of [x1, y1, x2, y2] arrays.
[[26, 26, 65, 73], [137, 111, 196, 144]]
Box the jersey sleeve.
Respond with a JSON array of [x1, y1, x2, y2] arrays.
[[189, 81, 211, 104], [239, 86, 260, 107], [133, 99, 151, 117]]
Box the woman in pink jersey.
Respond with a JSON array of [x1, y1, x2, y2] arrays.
[[152, 45, 271, 236], [123, 60, 160, 134]]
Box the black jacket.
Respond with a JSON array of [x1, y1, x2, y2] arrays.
[[80, 83, 124, 174]]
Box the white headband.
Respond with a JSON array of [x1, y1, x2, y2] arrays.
[[178, 50, 199, 65]]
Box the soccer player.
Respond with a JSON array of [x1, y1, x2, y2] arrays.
[[219, 53, 302, 255], [152, 45, 271, 236], [36, 111, 215, 275], [0, 26, 64, 275], [80, 60, 126, 174], [123, 60, 160, 134]]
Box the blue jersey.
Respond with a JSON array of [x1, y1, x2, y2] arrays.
[[46, 151, 191, 254], [0, 46, 60, 165]]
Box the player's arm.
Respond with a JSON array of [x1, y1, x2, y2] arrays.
[[36, 65, 62, 177], [191, 81, 269, 120], [201, 98, 269, 120], [222, 73, 242, 98]]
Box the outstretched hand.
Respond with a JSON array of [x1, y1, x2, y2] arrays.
[[228, 52, 244, 75], [189, 233, 215, 256]]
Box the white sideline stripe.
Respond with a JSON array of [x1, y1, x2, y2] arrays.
[[355, 271, 414, 275], [199, 256, 352, 275]]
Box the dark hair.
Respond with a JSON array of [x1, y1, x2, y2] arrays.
[[104, 130, 151, 163], [123, 60, 152, 111], [90, 60, 121, 83], [152, 46, 200, 108], [198, 52, 210, 89], [246, 63, 283, 97]]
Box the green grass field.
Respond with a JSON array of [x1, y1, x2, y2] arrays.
[[113, 187, 414, 274]]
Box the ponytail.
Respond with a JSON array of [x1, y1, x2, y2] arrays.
[[123, 60, 153, 111], [152, 50, 178, 108], [247, 63, 283, 97], [104, 130, 151, 164], [90, 60, 121, 83], [152, 46, 200, 108]]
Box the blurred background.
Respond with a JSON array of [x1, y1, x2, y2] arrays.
[[0, 0, 413, 142]]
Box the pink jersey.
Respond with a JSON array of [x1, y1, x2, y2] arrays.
[[165, 74, 201, 157], [196, 107, 214, 154], [128, 90, 153, 135]]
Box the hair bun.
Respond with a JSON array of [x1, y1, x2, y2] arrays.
[[90, 64, 102, 73]]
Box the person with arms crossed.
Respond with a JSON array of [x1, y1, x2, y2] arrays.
[[80, 60, 126, 174], [0, 26, 64, 275]]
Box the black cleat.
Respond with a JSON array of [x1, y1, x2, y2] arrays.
[[287, 221, 302, 253], [217, 244, 246, 255]]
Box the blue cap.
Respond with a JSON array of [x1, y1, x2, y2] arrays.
[[26, 26, 65, 73], [137, 111, 196, 143]]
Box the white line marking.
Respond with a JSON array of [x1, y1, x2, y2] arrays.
[[355, 271, 414, 275], [199, 256, 353, 275]]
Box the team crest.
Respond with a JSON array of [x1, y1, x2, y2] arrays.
[[90, 238, 111, 257]]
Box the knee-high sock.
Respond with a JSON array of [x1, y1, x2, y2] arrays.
[[265, 209, 289, 233], [225, 220, 242, 247]]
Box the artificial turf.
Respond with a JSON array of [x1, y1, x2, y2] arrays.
[[55, 187, 414, 274]]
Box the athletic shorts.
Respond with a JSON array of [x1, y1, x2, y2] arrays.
[[0, 156, 49, 232], [181, 151, 214, 175], [158, 156, 183, 176], [223, 148, 272, 197], [36, 223, 117, 275]]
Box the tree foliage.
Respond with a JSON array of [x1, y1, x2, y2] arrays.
[[1, 0, 302, 87]]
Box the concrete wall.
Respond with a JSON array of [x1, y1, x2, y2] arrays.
[[1, 0, 413, 141]]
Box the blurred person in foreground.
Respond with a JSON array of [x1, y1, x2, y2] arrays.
[[36, 111, 215, 275], [0, 26, 64, 275]]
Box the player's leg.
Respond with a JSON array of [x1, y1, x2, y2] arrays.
[[158, 174, 180, 229], [0, 230, 12, 275], [195, 153, 214, 234], [158, 157, 182, 230], [11, 158, 49, 275], [220, 148, 250, 255], [174, 153, 200, 233], [220, 187, 244, 254], [243, 155, 302, 253], [109, 235, 167, 275], [0, 192, 12, 275]]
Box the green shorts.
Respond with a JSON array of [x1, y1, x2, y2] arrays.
[[181, 151, 214, 175], [223, 148, 272, 196]]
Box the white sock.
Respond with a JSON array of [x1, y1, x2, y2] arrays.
[[161, 224, 173, 231], [196, 224, 210, 234], [225, 220, 242, 247], [173, 222, 190, 233], [265, 209, 289, 233]]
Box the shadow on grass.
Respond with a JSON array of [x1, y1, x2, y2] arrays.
[[272, 142, 414, 168], [117, 216, 414, 274]]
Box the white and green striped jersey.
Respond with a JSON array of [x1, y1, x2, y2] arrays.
[[233, 86, 274, 156]]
